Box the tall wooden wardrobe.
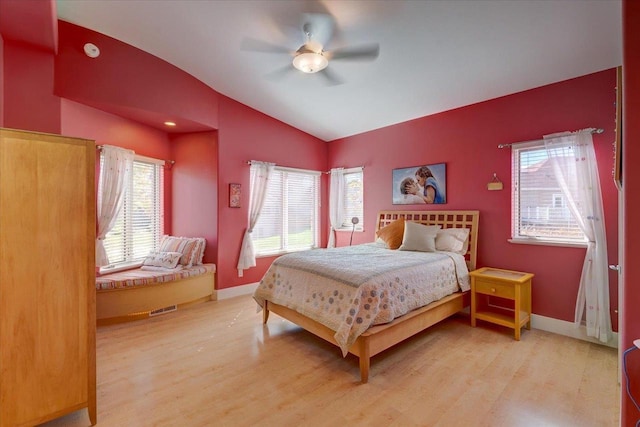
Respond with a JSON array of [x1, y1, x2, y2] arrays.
[[0, 128, 96, 426]]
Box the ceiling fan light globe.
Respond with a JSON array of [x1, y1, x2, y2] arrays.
[[292, 52, 328, 73]]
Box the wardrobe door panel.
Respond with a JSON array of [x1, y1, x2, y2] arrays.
[[0, 129, 95, 426]]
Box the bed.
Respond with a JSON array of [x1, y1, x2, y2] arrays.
[[253, 210, 479, 383]]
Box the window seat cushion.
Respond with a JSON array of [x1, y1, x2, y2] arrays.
[[96, 263, 216, 291]]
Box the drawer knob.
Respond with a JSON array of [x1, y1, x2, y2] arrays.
[[491, 288, 496, 293]]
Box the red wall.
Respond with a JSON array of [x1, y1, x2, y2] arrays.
[[3, 40, 60, 134], [54, 21, 218, 133], [61, 99, 172, 157], [0, 35, 4, 127], [0, 0, 57, 52], [622, 2, 640, 425], [170, 132, 219, 265], [216, 95, 327, 289], [3, 3, 635, 420], [1, 6, 328, 292], [61, 99, 174, 234], [329, 69, 619, 328], [0, 0, 58, 130]]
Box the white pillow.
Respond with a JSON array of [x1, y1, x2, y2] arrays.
[[398, 221, 440, 252], [435, 228, 470, 255], [142, 251, 183, 269]]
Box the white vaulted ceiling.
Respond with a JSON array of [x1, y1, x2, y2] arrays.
[[56, 0, 622, 141]]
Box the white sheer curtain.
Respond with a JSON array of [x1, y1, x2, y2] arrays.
[[544, 129, 611, 343], [237, 161, 275, 277], [328, 168, 345, 248], [96, 145, 135, 267]]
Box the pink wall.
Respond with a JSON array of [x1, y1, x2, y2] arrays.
[[61, 99, 174, 234], [622, 2, 640, 425], [0, 0, 57, 52], [61, 99, 172, 157], [2, 5, 327, 292], [216, 95, 327, 289], [1, 1, 625, 331], [170, 132, 218, 266], [3, 40, 60, 134], [328, 69, 619, 328], [54, 21, 218, 134], [3, 4, 635, 419], [0, 35, 4, 127], [0, 0, 57, 131]]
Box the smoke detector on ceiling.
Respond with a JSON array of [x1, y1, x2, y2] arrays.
[[84, 43, 100, 58]]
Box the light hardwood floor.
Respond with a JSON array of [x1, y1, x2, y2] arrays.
[[41, 296, 619, 427]]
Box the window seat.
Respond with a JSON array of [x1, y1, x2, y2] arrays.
[[96, 264, 216, 325]]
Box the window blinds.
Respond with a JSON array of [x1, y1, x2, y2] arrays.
[[252, 166, 320, 255], [101, 156, 164, 267], [512, 141, 584, 242]]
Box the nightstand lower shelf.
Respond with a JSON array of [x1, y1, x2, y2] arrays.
[[474, 307, 530, 330]]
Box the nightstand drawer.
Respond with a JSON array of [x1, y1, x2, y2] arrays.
[[474, 280, 515, 299]]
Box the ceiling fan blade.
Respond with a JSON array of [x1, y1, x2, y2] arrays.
[[318, 67, 343, 86], [240, 37, 292, 55], [327, 43, 380, 61], [264, 64, 296, 82]]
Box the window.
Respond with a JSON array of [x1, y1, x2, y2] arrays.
[[339, 167, 364, 230], [511, 141, 586, 244], [252, 166, 320, 256], [552, 193, 564, 209], [100, 154, 164, 270]]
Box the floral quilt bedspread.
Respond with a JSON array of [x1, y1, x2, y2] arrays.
[[253, 243, 469, 356]]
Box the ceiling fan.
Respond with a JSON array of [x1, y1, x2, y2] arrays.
[[241, 13, 380, 86]]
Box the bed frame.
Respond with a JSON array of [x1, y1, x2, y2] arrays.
[[96, 270, 216, 326], [262, 210, 479, 383]]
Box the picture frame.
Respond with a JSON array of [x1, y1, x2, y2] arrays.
[[229, 183, 241, 208], [392, 163, 446, 205]]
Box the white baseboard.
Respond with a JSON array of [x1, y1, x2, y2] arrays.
[[531, 314, 618, 348], [216, 282, 259, 300], [214, 286, 618, 348]]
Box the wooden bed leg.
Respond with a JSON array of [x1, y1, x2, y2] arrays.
[[359, 338, 370, 384], [262, 301, 270, 324]]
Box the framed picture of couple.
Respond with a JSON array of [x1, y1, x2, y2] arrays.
[[392, 163, 447, 205]]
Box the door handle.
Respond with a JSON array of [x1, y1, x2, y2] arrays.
[[609, 264, 620, 271]]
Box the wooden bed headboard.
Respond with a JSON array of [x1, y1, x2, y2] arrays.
[[376, 210, 480, 271]]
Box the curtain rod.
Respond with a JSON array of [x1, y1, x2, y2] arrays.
[[246, 160, 322, 175], [246, 160, 274, 166], [97, 145, 175, 166], [323, 166, 365, 174], [246, 161, 364, 175], [497, 128, 604, 149]]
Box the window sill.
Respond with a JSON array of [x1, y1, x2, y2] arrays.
[[256, 247, 318, 258], [336, 228, 364, 233], [508, 238, 587, 249]]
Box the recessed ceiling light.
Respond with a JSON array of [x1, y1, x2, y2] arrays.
[[164, 121, 176, 127]]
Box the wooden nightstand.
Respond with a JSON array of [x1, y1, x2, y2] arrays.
[[470, 267, 533, 340]]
